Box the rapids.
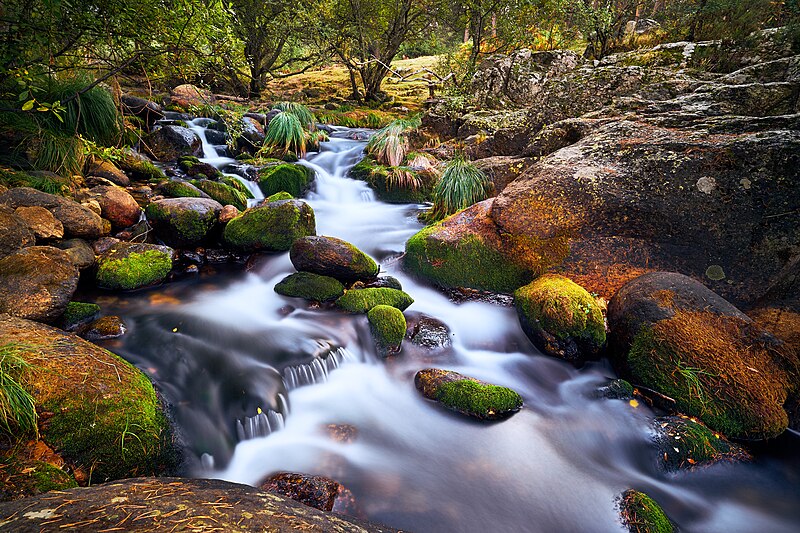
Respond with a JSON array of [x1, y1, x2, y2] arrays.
[[97, 125, 800, 532]]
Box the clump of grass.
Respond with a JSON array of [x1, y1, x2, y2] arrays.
[[385, 166, 422, 191], [431, 153, 490, 219], [264, 112, 306, 156], [0, 167, 67, 194], [366, 116, 421, 166], [306, 129, 329, 151], [272, 102, 316, 129], [0, 344, 37, 437]]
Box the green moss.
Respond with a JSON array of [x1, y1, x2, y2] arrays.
[[367, 304, 407, 354], [223, 200, 316, 252], [221, 176, 255, 199], [120, 157, 165, 181], [274, 272, 344, 301], [619, 489, 674, 533], [266, 191, 294, 202], [191, 179, 248, 210], [335, 288, 413, 313], [61, 302, 100, 330], [96, 249, 172, 290], [177, 156, 200, 171], [405, 224, 530, 293], [599, 378, 634, 400], [145, 201, 216, 246], [514, 274, 606, 354], [159, 180, 204, 198], [436, 380, 523, 419], [655, 416, 750, 472], [257, 164, 314, 197], [30, 461, 78, 492]]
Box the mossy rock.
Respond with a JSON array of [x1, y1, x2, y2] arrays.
[[414, 368, 523, 420], [335, 288, 413, 314], [653, 415, 750, 472], [0, 454, 78, 501], [367, 305, 406, 356], [96, 242, 173, 290], [191, 179, 248, 211], [60, 301, 101, 331], [290, 235, 379, 283], [0, 316, 177, 484], [145, 197, 222, 247], [158, 180, 206, 199], [597, 378, 634, 400], [258, 164, 314, 198], [221, 176, 255, 199], [404, 201, 532, 293], [274, 272, 344, 302], [118, 150, 165, 181], [265, 191, 294, 202], [514, 274, 606, 363], [349, 156, 431, 204], [223, 200, 316, 252], [618, 489, 674, 533]]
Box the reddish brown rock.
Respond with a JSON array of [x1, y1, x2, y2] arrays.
[[260, 472, 361, 517], [219, 204, 240, 224], [91, 185, 142, 229], [14, 206, 63, 240]]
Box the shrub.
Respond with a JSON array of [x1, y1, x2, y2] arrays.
[[365, 116, 421, 166]]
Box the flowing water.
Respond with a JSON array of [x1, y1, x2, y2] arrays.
[[99, 125, 800, 532]]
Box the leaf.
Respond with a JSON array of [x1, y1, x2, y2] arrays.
[[18, 91, 28, 101], [21, 100, 35, 111]]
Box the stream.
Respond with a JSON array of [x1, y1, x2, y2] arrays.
[[96, 124, 800, 532]]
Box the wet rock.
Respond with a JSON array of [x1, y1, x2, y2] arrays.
[[85, 157, 130, 186], [290, 235, 379, 283], [157, 179, 208, 199], [80, 315, 127, 341], [145, 197, 222, 247], [178, 155, 222, 180], [407, 314, 452, 350], [514, 274, 606, 363], [274, 272, 345, 302], [364, 275, 403, 290], [120, 94, 164, 126], [0, 246, 78, 323], [404, 200, 533, 293], [144, 125, 202, 161], [0, 187, 106, 239], [92, 236, 120, 255], [219, 204, 240, 224], [96, 242, 173, 290], [597, 378, 634, 400], [258, 163, 315, 198], [192, 179, 248, 210], [336, 288, 413, 313], [260, 472, 360, 516], [0, 207, 35, 259], [59, 301, 101, 331], [324, 423, 358, 443], [618, 489, 675, 533], [205, 128, 229, 145], [238, 116, 266, 152], [223, 199, 316, 252], [0, 477, 400, 532], [0, 316, 177, 483], [13, 205, 62, 240], [368, 304, 406, 356], [91, 185, 142, 229], [608, 272, 799, 440], [414, 368, 523, 420], [653, 415, 750, 472]]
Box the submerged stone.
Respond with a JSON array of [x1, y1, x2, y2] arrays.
[[414, 368, 523, 420], [260, 472, 360, 516]]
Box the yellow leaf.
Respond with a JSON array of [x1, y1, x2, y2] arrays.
[[21, 99, 34, 111], [629, 399, 639, 408]]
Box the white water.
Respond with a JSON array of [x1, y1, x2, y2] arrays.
[[110, 127, 800, 532]]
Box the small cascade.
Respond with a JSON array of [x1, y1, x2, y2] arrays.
[[283, 347, 360, 390], [236, 406, 286, 441]]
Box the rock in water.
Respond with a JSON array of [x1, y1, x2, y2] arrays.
[[607, 272, 799, 440], [514, 274, 606, 363], [274, 272, 345, 302], [96, 242, 173, 290], [367, 304, 406, 356], [0, 246, 78, 323], [414, 368, 523, 420], [260, 472, 361, 516], [258, 163, 314, 197], [192, 179, 248, 210], [618, 489, 675, 533], [223, 199, 316, 252], [145, 197, 222, 247], [144, 125, 202, 161], [653, 415, 750, 472], [80, 315, 127, 341], [335, 288, 413, 313], [60, 301, 101, 331], [290, 235, 378, 282]]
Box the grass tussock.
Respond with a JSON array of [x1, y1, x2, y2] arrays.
[[432, 153, 490, 220], [272, 102, 316, 129], [0, 344, 37, 438], [264, 111, 307, 156]]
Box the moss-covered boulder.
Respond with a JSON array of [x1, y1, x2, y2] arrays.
[[405, 200, 533, 293], [654, 415, 750, 472], [618, 489, 675, 533], [258, 164, 314, 197], [335, 288, 413, 313], [265, 191, 293, 203], [223, 199, 316, 252], [514, 274, 606, 363], [146, 197, 222, 247], [290, 235, 378, 283], [414, 368, 523, 420], [367, 304, 406, 356], [60, 301, 101, 331], [221, 176, 255, 199], [80, 315, 127, 341], [157, 180, 207, 199], [179, 157, 222, 180], [191, 179, 248, 211], [96, 242, 173, 290], [117, 148, 165, 181], [608, 272, 800, 440], [0, 246, 78, 323], [274, 272, 345, 302], [0, 316, 177, 484]]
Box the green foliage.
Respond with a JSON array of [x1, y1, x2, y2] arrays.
[[432, 154, 490, 219], [264, 112, 307, 156], [0, 168, 67, 195], [272, 102, 316, 128], [660, 0, 779, 43], [0, 344, 37, 437]]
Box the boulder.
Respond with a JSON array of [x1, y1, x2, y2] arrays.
[[157, 179, 208, 199], [53, 238, 95, 269], [263, 191, 293, 203], [260, 472, 360, 516], [219, 204, 240, 224], [618, 489, 675, 533], [178, 155, 222, 180], [85, 157, 130, 186], [414, 368, 523, 420], [0, 316, 176, 483], [274, 272, 345, 302], [91, 185, 142, 229], [258, 164, 314, 198], [0, 207, 35, 259], [117, 148, 165, 181], [96, 242, 173, 290], [144, 125, 202, 162], [290, 236, 378, 283], [367, 304, 406, 356], [171, 83, 213, 107], [607, 272, 799, 440], [335, 288, 413, 313], [192, 179, 248, 211], [406, 313, 452, 350], [514, 274, 606, 363], [238, 116, 266, 152], [120, 94, 164, 127], [0, 246, 78, 323], [653, 415, 750, 472], [474, 156, 536, 195], [145, 197, 222, 247], [223, 199, 316, 252], [59, 301, 101, 331], [13, 206, 62, 240], [0, 187, 106, 239]]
